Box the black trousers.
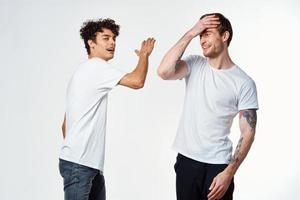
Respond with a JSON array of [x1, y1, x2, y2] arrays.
[[175, 154, 234, 200]]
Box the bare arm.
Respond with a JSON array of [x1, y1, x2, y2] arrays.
[[226, 109, 257, 174], [62, 113, 66, 139], [118, 38, 155, 89], [157, 15, 220, 80], [156, 33, 193, 80], [208, 109, 257, 200]]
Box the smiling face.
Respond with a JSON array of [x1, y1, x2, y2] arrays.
[[88, 28, 116, 61], [200, 28, 228, 58]]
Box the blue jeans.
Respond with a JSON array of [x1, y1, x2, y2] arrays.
[[59, 159, 106, 200]]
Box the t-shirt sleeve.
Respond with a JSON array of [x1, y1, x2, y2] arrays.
[[238, 79, 259, 111], [182, 55, 199, 76], [182, 55, 205, 78], [92, 64, 126, 91]]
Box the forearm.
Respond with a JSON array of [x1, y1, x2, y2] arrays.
[[132, 53, 149, 84], [225, 131, 255, 176], [157, 31, 194, 77], [225, 109, 257, 176], [124, 54, 149, 88]]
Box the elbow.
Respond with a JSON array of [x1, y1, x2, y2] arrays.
[[157, 67, 169, 80], [131, 80, 145, 89]]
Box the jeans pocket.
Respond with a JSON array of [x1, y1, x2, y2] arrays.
[[59, 159, 71, 178], [59, 159, 78, 187]]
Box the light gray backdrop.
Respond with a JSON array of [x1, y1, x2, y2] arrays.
[[1, 0, 299, 199]]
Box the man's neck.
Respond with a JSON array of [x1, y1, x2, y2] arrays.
[[88, 53, 107, 61], [207, 49, 234, 70]]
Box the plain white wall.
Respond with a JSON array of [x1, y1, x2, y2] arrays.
[[0, 0, 300, 199]]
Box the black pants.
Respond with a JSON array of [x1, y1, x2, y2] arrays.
[[175, 154, 234, 200]]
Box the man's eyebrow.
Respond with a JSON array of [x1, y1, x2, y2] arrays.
[[101, 34, 113, 37]]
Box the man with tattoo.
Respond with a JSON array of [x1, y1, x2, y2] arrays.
[[59, 19, 155, 200], [157, 13, 258, 200]]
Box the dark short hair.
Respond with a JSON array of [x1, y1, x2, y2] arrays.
[[200, 13, 233, 46], [80, 18, 120, 55]]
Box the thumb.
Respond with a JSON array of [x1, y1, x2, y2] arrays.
[[134, 49, 139, 56]]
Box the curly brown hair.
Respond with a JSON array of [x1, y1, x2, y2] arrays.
[[80, 18, 120, 55]]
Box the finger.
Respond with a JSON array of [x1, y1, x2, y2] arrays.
[[204, 17, 219, 21], [203, 20, 220, 25], [202, 15, 215, 19], [215, 189, 226, 200], [208, 189, 219, 200], [208, 185, 219, 199], [209, 178, 216, 191], [150, 38, 156, 45], [202, 18, 219, 23], [208, 186, 222, 200], [151, 39, 156, 46], [208, 187, 223, 200], [146, 38, 154, 46], [204, 25, 219, 29], [143, 38, 150, 46], [207, 20, 220, 24], [134, 49, 139, 56], [203, 19, 219, 24]]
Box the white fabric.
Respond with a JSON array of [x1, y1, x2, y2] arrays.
[[59, 57, 126, 171], [173, 55, 259, 164]]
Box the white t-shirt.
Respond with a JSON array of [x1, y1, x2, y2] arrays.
[[59, 57, 126, 171], [172, 55, 259, 164]]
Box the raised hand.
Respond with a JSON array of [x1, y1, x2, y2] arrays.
[[188, 15, 220, 37], [135, 38, 156, 57]]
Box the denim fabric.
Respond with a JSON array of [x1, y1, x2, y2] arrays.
[[59, 159, 105, 200]]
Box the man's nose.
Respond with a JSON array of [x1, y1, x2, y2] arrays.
[[110, 38, 115, 45], [200, 38, 206, 46]]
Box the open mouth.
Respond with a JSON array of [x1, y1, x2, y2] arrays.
[[106, 48, 115, 53]]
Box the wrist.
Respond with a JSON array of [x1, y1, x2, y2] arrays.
[[224, 165, 236, 177], [186, 29, 199, 38], [139, 52, 149, 58]]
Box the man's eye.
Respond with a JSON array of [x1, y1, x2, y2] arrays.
[[103, 37, 109, 40]]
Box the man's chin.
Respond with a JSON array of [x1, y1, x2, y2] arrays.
[[106, 54, 114, 61], [203, 52, 211, 57], [203, 51, 217, 58]]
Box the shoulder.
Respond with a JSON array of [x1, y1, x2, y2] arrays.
[[183, 55, 207, 74], [231, 66, 256, 86], [183, 54, 205, 64]]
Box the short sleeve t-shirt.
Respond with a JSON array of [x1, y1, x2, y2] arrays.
[[59, 57, 126, 171], [172, 55, 259, 164]]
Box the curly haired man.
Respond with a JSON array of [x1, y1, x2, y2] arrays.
[[59, 18, 155, 200]]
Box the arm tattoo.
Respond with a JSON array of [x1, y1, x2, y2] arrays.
[[230, 137, 243, 164], [240, 109, 257, 130], [230, 110, 257, 164]]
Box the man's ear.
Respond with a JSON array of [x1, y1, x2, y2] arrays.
[[88, 39, 96, 49], [222, 31, 230, 44]]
